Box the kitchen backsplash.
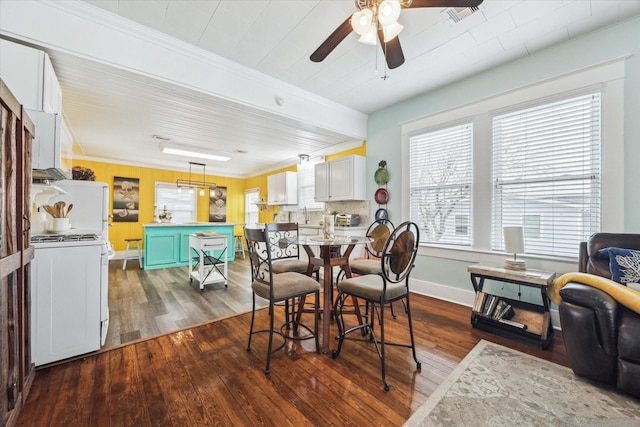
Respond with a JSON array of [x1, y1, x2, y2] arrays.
[[284, 201, 370, 226]]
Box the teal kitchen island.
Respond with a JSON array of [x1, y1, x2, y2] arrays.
[[143, 223, 236, 270]]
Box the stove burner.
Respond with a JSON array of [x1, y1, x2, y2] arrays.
[[31, 234, 99, 243]]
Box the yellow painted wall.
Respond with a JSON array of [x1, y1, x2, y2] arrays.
[[73, 142, 366, 250], [72, 160, 245, 251], [325, 143, 366, 162]]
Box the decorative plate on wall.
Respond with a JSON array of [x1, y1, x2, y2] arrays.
[[374, 188, 389, 205], [375, 208, 388, 220], [374, 165, 389, 185]]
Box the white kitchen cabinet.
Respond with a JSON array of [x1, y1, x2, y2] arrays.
[[334, 226, 368, 260], [267, 171, 298, 205], [0, 39, 62, 113], [314, 155, 366, 202]]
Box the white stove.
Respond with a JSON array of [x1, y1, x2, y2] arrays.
[[30, 232, 109, 366], [31, 233, 101, 245]]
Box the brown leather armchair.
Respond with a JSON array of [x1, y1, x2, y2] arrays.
[[558, 233, 640, 398]]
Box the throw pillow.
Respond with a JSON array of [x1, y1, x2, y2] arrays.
[[598, 247, 640, 291]]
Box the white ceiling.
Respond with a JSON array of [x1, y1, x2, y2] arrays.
[[6, 1, 640, 177]]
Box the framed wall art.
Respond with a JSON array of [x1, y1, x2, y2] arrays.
[[209, 186, 227, 222], [113, 176, 139, 222]]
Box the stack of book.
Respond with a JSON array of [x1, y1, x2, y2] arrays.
[[504, 259, 526, 271], [472, 292, 518, 323]]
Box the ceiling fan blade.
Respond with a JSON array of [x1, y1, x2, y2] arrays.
[[377, 30, 405, 70], [408, 0, 483, 8], [310, 17, 353, 63]]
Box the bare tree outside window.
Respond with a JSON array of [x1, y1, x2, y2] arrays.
[[409, 123, 473, 245]]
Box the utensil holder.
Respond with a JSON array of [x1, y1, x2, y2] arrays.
[[51, 217, 70, 232]]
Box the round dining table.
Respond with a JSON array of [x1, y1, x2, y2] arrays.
[[298, 235, 371, 353]]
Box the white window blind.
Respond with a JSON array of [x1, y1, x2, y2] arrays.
[[492, 92, 601, 257], [245, 188, 260, 227], [155, 182, 197, 223], [297, 159, 324, 211], [409, 123, 473, 245]]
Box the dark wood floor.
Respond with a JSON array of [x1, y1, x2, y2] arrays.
[[17, 257, 569, 426]]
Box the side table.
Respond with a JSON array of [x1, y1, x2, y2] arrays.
[[189, 233, 228, 291], [468, 264, 555, 349]]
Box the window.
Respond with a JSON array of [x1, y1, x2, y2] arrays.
[[297, 158, 324, 211], [492, 93, 601, 257], [245, 188, 260, 227], [155, 182, 197, 223], [408, 123, 473, 245], [403, 60, 623, 260]]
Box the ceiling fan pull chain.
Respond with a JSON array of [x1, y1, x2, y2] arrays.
[[382, 38, 389, 80]]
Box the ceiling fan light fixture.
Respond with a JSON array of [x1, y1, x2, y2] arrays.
[[383, 21, 403, 42], [359, 25, 378, 45], [378, 0, 401, 27], [351, 9, 373, 35]]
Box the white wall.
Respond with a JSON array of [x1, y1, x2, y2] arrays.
[[367, 15, 640, 327]]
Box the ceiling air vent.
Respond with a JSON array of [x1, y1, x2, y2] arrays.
[[446, 6, 479, 23]]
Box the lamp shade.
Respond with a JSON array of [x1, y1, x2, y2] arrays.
[[382, 21, 403, 42], [378, 0, 401, 26], [351, 9, 373, 35], [504, 226, 524, 254], [359, 26, 378, 45]]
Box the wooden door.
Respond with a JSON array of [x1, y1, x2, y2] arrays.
[[1, 79, 35, 427]]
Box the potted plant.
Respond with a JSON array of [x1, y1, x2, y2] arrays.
[[158, 206, 172, 223], [72, 166, 96, 181]]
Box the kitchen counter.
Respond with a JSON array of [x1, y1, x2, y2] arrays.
[[299, 224, 367, 229], [143, 222, 237, 227], [143, 223, 236, 270]]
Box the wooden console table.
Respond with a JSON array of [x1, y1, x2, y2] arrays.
[[468, 264, 555, 349]]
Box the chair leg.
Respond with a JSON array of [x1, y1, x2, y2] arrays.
[[314, 290, 320, 353], [379, 301, 390, 391], [389, 301, 397, 319], [405, 294, 421, 369], [247, 292, 256, 351], [331, 291, 348, 359], [265, 300, 275, 375]]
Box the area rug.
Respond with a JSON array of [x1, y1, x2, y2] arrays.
[[404, 340, 640, 426]]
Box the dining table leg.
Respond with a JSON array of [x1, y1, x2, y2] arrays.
[[318, 245, 333, 353], [302, 244, 359, 353]]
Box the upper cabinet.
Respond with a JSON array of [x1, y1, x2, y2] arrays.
[[315, 155, 366, 202], [0, 39, 62, 114], [267, 171, 298, 205]]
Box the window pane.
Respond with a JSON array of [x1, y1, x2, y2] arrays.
[[155, 182, 197, 223], [409, 123, 473, 245], [297, 159, 324, 211], [245, 189, 260, 227], [492, 93, 601, 257]]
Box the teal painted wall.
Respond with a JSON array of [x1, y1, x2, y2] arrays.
[[367, 15, 640, 293]]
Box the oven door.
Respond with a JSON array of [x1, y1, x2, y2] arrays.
[[31, 242, 103, 365]]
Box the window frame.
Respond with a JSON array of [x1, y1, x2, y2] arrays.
[[401, 59, 625, 263], [154, 182, 197, 223], [408, 121, 473, 246], [490, 92, 602, 258], [295, 156, 325, 212]]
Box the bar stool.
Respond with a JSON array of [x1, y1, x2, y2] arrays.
[[123, 238, 143, 270], [234, 233, 245, 259]]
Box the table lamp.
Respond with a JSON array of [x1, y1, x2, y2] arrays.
[[504, 226, 526, 270]]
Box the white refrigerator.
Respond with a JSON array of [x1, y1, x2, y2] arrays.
[[47, 180, 110, 239]]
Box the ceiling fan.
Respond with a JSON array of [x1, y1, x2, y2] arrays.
[[310, 0, 484, 69]]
